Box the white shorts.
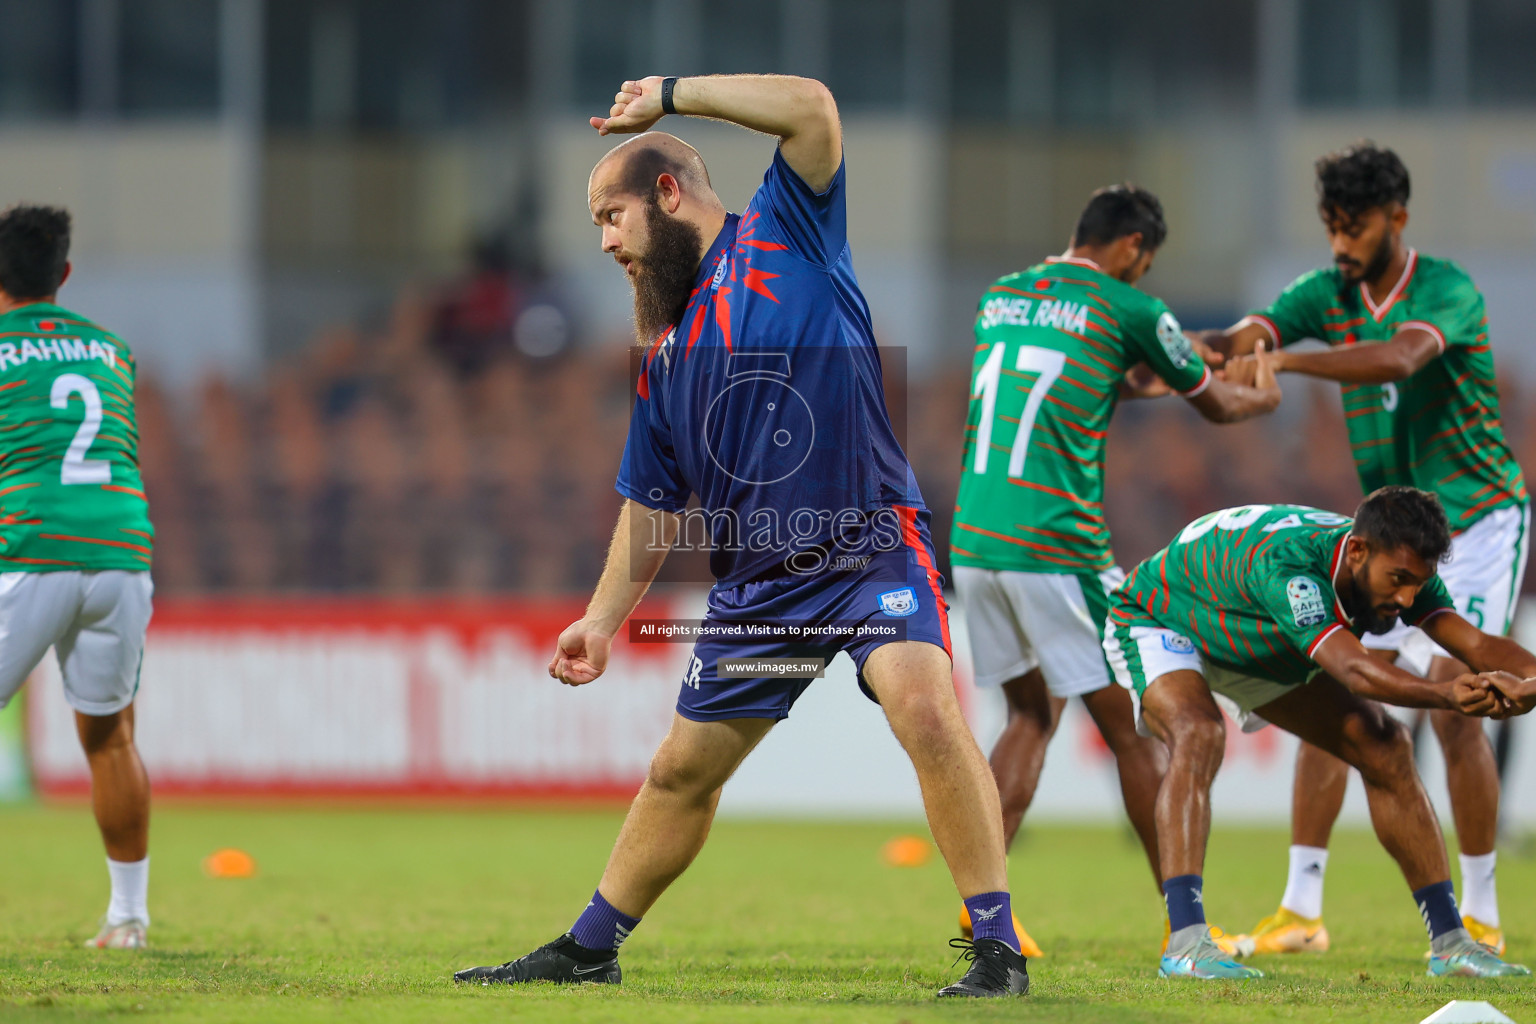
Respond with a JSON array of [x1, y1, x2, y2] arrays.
[[0, 570, 153, 716], [1359, 503, 1530, 672], [953, 564, 1124, 698], [1103, 624, 1292, 736]]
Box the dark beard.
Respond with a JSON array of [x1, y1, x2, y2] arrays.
[[1339, 568, 1400, 635], [1339, 232, 1395, 286], [631, 199, 703, 343]]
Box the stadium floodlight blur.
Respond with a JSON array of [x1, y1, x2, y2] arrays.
[[0, 0, 1532, 821]]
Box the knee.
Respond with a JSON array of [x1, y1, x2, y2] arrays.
[[644, 747, 724, 801], [1164, 710, 1226, 773], [1429, 707, 1486, 756], [1093, 697, 1156, 758], [1004, 686, 1056, 737], [886, 687, 963, 754], [1345, 711, 1415, 786], [1105, 727, 1167, 770], [78, 711, 133, 759]]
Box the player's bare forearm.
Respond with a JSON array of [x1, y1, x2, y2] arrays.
[[1119, 364, 1174, 400], [1459, 635, 1536, 680], [1428, 613, 1536, 683], [1211, 322, 1270, 359], [671, 76, 841, 191], [549, 504, 675, 688], [1337, 660, 1461, 709], [1269, 330, 1440, 384], [1316, 631, 1496, 713], [1187, 377, 1281, 423], [1492, 675, 1536, 715], [584, 500, 679, 636], [1186, 328, 1235, 362], [590, 75, 839, 188], [1188, 339, 1280, 422]]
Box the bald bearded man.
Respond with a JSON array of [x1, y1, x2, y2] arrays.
[[453, 75, 1027, 999]]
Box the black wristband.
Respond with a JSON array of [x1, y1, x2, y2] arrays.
[[661, 77, 679, 115]]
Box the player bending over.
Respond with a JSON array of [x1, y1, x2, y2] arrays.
[[0, 206, 155, 948], [1104, 487, 1532, 980], [950, 185, 1280, 953], [454, 75, 1025, 997], [1210, 142, 1526, 956]]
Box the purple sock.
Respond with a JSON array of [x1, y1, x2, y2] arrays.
[[569, 889, 640, 953], [964, 891, 1020, 953], [1162, 874, 1206, 933], [1413, 880, 1461, 941]]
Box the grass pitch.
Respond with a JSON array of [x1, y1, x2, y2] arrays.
[[0, 804, 1533, 1022]]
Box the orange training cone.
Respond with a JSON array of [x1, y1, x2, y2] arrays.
[[881, 835, 933, 867], [203, 848, 257, 878]]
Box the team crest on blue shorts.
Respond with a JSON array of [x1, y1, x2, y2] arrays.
[[878, 587, 918, 617], [1161, 633, 1196, 654]]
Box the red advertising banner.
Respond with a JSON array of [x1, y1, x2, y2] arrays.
[[28, 598, 693, 799]]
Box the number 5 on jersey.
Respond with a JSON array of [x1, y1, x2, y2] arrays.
[[50, 372, 111, 485], [971, 343, 1066, 478]]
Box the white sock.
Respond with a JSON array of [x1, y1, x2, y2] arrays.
[[1279, 845, 1329, 920], [106, 857, 149, 927], [1458, 852, 1499, 927]]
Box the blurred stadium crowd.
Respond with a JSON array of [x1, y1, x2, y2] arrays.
[[137, 269, 1536, 597]]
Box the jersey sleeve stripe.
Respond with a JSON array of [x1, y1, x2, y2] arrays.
[[1306, 623, 1346, 659], [1409, 606, 1455, 628], [1397, 320, 1448, 354], [37, 532, 152, 553], [1177, 365, 1212, 398], [1237, 315, 1281, 347]]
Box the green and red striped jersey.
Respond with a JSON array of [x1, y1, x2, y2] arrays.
[[950, 256, 1211, 574], [0, 303, 153, 571], [1244, 251, 1526, 530], [1111, 503, 1453, 684]]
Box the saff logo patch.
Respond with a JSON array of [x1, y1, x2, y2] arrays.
[[1161, 633, 1195, 655], [1286, 576, 1328, 627], [878, 587, 918, 617], [1156, 311, 1194, 368]]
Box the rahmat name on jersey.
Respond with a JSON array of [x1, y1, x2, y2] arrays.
[[0, 337, 119, 371]]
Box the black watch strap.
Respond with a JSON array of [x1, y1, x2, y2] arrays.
[[661, 77, 679, 115]]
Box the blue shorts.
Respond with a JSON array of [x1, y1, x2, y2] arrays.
[[676, 506, 952, 722]]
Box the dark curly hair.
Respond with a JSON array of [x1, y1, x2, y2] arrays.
[[0, 204, 71, 301], [1315, 141, 1411, 221], [1072, 184, 1167, 252], [1352, 486, 1450, 565]]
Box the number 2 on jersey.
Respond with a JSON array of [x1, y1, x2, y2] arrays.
[[50, 373, 111, 485], [970, 343, 1067, 479]]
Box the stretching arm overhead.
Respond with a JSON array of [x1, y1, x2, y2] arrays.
[[591, 75, 842, 192]]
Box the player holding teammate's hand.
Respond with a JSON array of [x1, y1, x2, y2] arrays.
[[1186, 332, 1226, 369], [1222, 340, 1279, 389], [548, 620, 613, 686], [1450, 674, 1503, 716], [1212, 339, 1281, 406], [1478, 670, 1536, 717], [1250, 340, 1279, 394], [591, 78, 667, 135]]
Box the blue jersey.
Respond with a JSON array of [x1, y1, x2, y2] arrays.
[[617, 150, 925, 586]]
